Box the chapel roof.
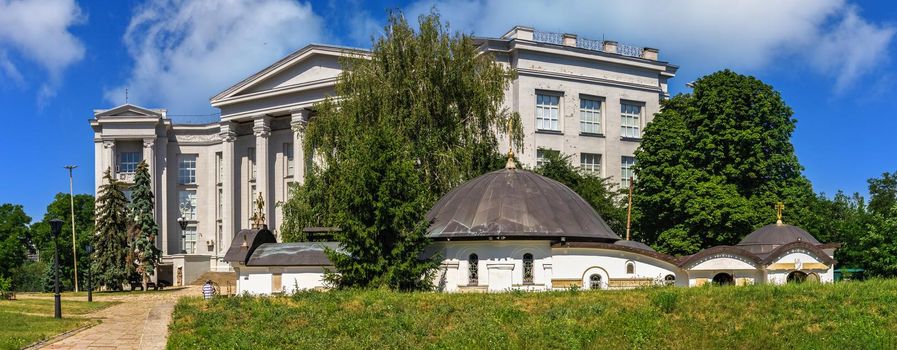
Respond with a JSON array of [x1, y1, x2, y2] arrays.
[[246, 242, 343, 266], [614, 240, 656, 252], [426, 168, 620, 242], [737, 223, 821, 256]]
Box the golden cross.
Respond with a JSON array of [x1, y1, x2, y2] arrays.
[[775, 202, 785, 224], [250, 192, 266, 228]]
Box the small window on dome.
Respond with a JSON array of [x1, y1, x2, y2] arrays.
[[626, 261, 635, 274], [664, 274, 675, 286], [523, 253, 534, 284], [468, 254, 479, 286]]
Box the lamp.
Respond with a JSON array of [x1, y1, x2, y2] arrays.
[[177, 216, 188, 254], [49, 219, 63, 318]]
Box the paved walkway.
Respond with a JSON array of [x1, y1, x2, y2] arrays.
[[35, 286, 200, 350]]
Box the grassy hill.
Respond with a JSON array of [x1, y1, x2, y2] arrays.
[[167, 279, 897, 349]]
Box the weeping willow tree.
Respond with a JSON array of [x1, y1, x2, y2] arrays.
[[281, 11, 522, 290]]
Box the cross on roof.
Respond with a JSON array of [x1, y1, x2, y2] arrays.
[[775, 202, 785, 224]]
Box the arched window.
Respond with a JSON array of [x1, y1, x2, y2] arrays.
[[712, 272, 734, 286], [468, 254, 479, 285], [664, 274, 676, 286], [589, 274, 602, 290], [626, 261, 635, 274], [522, 253, 534, 285]]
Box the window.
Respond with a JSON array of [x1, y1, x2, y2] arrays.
[[178, 155, 197, 185], [621, 156, 636, 188], [248, 147, 256, 181], [664, 274, 676, 286], [536, 93, 560, 131], [217, 188, 223, 219], [580, 98, 601, 134], [626, 261, 635, 274], [523, 253, 534, 284], [536, 149, 559, 168], [284, 143, 294, 177], [118, 152, 140, 174], [468, 254, 479, 285], [589, 274, 602, 290], [178, 190, 197, 220], [621, 103, 642, 138], [249, 184, 257, 219], [216, 152, 223, 183], [580, 153, 601, 174], [183, 227, 197, 254]]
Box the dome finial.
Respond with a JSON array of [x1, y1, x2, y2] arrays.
[[775, 202, 785, 225]]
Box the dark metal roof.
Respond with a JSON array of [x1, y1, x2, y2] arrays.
[[426, 169, 620, 241], [737, 223, 820, 255], [614, 240, 656, 252], [552, 242, 678, 265], [246, 242, 344, 266], [223, 227, 276, 264]]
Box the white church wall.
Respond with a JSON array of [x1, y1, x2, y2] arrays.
[[688, 256, 757, 271], [434, 241, 552, 291], [686, 270, 761, 287], [282, 266, 331, 292], [550, 247, 683, 289], [765, 250, 833, 285], [237, 267, 273, 295]]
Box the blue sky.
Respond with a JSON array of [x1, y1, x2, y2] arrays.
[[1, 0, 895, 221]]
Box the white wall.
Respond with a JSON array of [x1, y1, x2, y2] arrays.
[[551, 247, 684, 288]]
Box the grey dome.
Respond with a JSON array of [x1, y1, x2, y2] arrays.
[[426, 168, 620, 242], [614, 240, 655, 252], [737, 223, 820, 255]]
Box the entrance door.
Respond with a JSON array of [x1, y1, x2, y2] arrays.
[[787, 271, 808, 283], [712, 272, 734, 286]]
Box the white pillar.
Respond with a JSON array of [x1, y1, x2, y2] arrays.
[[290, 110, 309, 184], [157, 136, 169, 254], [253, 116, 272, 228], [103, 140, 116, 177], [220, 122, 237, 251]]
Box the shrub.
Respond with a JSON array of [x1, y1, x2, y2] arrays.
[[0, 275, 11, 299], [11, 261, 47, 292]]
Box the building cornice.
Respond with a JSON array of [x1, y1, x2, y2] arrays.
[[517, 68, 663, 93], [211, 76, 338, 109]]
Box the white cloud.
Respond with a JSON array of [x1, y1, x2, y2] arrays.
[[404, 0, 894, 92], [107, 0, 326, 114], [0, 0, 85, 95]]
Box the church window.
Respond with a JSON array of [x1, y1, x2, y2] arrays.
[[468, 254, 479, 285], [523, 253, 534, 284], [664, 274, 676, 286], [626, 261, 635, 274], [118, 152, 140, 174], [589, 274, 602, 290]]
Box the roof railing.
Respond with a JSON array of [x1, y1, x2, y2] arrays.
[[531, 29, 649, 59]]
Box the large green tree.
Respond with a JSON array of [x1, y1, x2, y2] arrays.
[[534, 152, 628, 235], [92, 169, 130, 290], [281, 11, 521, 290], [634, 70, 815, 255], [128, 161, 162, 290], [867, 171, 897, 215], [30, 193, 95, 291], [0, 204, 30, 279]]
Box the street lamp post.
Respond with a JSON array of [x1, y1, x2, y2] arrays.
[[64, 165, 79, 293], [85, 244, 93, 303], [49, 219, 63, 319], [177, 216, 188, 254]]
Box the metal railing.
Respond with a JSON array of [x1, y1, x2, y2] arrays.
[[532, 29, 645, 59], [168, 114, 221, 125]]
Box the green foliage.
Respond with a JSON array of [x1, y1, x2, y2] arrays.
[[30, 192, 95, 292], [281, 11, 520, 290], [0, 276, 10, 299], [0, 299, 112, 349], [0, 203, 30, 279], [533, 151, 628, 234], [128, 161, 162, 289], [868, 171, 897, 215], [10, 261, 46, 292], [92, 168, 130, 290], [168, 279, 897, 349], [634, 70, 814, 255]]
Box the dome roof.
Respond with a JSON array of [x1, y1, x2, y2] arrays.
[[737, 223, 820, 255], [614, 240, 655, 252], [426, 168, 620, 242]]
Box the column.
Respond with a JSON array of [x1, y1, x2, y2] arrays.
[[290, 109, 308, 184], [253, 116, 271, 228], [102, 140, 116, 176], [157, 136, 169, 254], [219, 122, 237, 251], [143, 138, 156, 194]]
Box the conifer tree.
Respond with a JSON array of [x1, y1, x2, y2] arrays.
[[92, 168, 130, 290], [129, 161, 162, 291]]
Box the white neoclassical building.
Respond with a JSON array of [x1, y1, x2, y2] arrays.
[[91, 26, 678, 285], [226, 159, 839, 294]]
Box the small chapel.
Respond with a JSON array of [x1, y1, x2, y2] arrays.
[[225, 158, 839, 294]]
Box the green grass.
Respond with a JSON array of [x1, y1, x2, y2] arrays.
[[0, 299, 115, 350], [167, 279, 897, 349]]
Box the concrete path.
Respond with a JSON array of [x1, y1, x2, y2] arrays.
[[36, 286, 199, 350]]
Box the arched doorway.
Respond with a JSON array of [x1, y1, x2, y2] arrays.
[[712, 273, 734, 286], [807, 273, 820, 283], [787, 271, 808, 283]]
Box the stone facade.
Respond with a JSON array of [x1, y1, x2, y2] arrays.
[[90, 27, 677, 285]]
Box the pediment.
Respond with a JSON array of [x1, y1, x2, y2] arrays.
[[211, 44, 368, 104], [95, 104, 164, 118]]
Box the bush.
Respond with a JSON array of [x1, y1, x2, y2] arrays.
[[11, 261, 47, 292], [651, 290, 679, 314], [0, 275, 11, 299]]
